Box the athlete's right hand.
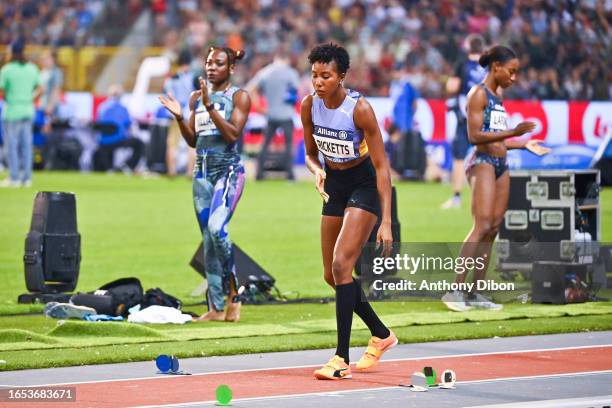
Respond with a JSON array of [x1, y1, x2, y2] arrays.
[[158, 93, 182, 119], [315, 169, 329, 203], [512, 121, 536, 136]]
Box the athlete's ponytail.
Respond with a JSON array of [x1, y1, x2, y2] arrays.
[[479, 45, 516, 68], [233, 49, 246, 61], [207, 46, 246, 68]]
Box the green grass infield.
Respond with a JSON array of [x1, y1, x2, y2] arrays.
[[1, 172, 611, 370]]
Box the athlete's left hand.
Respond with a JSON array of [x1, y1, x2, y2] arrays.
[[199, 76, 211, 106], [525, 139, 551, 156], [376, 222, 393, 257]]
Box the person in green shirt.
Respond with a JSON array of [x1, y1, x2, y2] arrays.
[[0, 40, 43, 187]]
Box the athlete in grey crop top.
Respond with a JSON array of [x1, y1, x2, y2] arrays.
[[301, 43, 397, 381], [310, 88, 368, 164]]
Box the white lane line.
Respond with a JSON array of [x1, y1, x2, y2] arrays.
[[128, 370, 612, 408], [382, 343, 612, 364]]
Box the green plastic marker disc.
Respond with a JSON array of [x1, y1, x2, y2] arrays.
[[216, 384, 232, 406]]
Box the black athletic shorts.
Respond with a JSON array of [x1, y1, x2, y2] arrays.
[[322, 156, 380, 217]]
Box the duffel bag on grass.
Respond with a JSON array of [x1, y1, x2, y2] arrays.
[[141, 288, 182, 310], [71, 277, 143, 316]]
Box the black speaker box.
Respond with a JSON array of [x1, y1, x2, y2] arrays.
[[262, 152, 288, 172], [397, 131, 426, 180], [147, 124, 168, 173], [30, 191, 77, 233], [497, 170, 600, 273], [354, 186, 401, 275], [22, 192, 80, 294], [190, 243, 275, 288]]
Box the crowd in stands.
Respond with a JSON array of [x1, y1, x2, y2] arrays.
[[1, 1, 609, 100], [150, 0, 610, 100], [0, 0, 145, 47], [1, 0, 99, 47]]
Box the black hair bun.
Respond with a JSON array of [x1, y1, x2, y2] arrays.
[[479, 51, 491, 68]]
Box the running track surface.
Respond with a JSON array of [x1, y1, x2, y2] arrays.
[[1, 332, 611, 407]]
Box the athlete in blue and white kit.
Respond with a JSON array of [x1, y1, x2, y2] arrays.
[[301, 43, 397, 380], [441, 34, 487, 209], [159, 47, 251, 322], [442, 45, 549, 312]]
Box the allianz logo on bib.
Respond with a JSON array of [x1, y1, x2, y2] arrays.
[[314, 126, 351, 140]]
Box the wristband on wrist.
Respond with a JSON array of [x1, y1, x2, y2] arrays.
[[205, 102, 214, 111]]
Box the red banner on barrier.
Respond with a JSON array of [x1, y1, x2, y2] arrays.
[[63, 93, 611, 148], [366, 98, 611, 147]]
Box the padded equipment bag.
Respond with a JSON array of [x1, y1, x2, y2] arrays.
[[71, 277, 143, 316], [142, 288, 182, 309]]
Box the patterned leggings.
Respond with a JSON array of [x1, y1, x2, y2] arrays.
[[193, 160, 245, 311]]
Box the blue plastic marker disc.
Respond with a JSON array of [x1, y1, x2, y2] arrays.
[[171, 356, 179, 373], [156, 355, 171, 373]]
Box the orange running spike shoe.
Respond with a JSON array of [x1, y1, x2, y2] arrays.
[[313, 355, 352, 380], [355, 331, 398, 371]]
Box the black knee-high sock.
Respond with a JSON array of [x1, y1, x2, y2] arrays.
[[335, 282, 356, 363], [353, 279, 391, 339]]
